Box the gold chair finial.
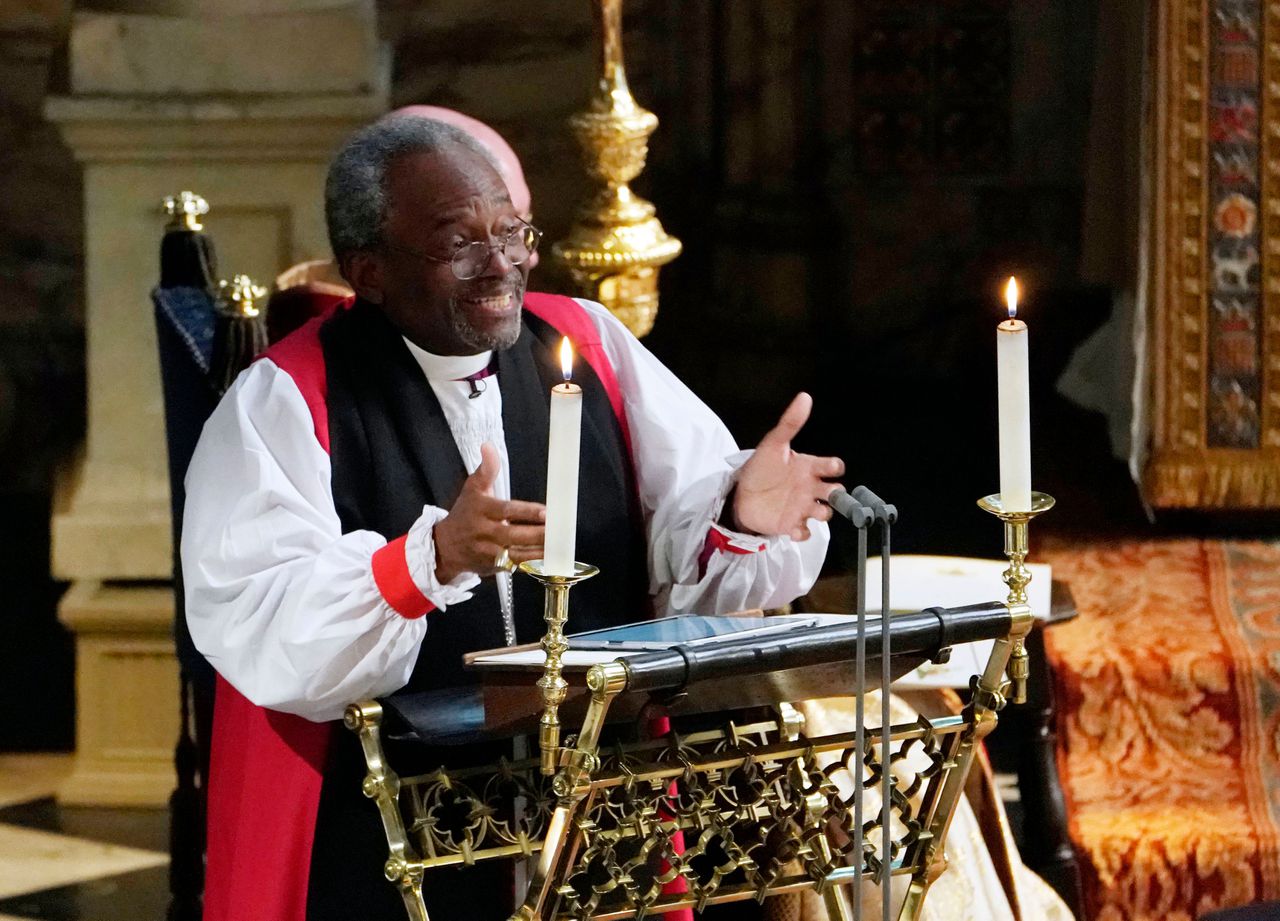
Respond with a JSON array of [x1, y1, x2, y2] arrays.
[[163, 191, 210, 232], [217, 274, 268, 319]]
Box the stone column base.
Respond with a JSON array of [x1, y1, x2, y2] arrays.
[[57, 581, 178, 807]]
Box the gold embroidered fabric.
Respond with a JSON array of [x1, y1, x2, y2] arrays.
[[1044, 539, 1280, 919], [1142, 0, 1280, 508]]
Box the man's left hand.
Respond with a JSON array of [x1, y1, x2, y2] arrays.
[[730, 392, 844, 541]]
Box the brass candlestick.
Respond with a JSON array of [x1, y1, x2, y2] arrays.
[[976, 491, 1055, 704], [518, 560, 600, 775]]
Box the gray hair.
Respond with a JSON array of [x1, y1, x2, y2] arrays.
[[324, 114, 495, 260]]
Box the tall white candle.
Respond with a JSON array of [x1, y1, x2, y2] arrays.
[[997, 277, 1032, 512], [544, 337, 582, 575]]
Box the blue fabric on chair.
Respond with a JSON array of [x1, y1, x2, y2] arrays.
[[153, 285, 219, 679], [154, 283, 222, 921], [156, 285, 216, 374]]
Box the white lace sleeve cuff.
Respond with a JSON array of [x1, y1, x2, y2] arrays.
[[405, 505, 481, 610]]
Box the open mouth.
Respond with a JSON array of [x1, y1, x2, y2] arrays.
[[460, 292, 516, 315]]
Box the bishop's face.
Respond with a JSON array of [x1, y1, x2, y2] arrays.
[[360, 146, 530, 355]]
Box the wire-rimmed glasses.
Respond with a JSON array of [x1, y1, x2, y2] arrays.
[[385, 220, 542, 280]]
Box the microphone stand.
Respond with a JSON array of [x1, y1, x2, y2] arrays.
[[828, 486, 896, 921]]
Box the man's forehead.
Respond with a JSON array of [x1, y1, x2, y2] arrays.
[[386, 147, 512, 215], [429, 194, 513, 226]]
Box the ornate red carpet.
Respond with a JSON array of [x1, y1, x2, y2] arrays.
[[1043, 539, 1280, 920]]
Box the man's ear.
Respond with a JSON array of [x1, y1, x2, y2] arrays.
[[341, 250, 384, 305]]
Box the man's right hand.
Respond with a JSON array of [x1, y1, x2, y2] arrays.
[[434, 442, 546, 583]]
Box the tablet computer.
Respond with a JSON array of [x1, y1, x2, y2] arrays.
[[567, 614, 814, 651]]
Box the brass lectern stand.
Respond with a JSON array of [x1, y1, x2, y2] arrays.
[[344, 600, 1033, 921]]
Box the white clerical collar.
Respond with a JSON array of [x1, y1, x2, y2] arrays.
[[402, 337, 493, 383]]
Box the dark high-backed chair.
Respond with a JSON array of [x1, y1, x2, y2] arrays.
[[155, 192, 277, 921], [154, 200, 220, 921], [155, 194, 346, 920]]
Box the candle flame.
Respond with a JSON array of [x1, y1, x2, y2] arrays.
[[559, 337, 573, 381], [1004, 276, 1019, 319]]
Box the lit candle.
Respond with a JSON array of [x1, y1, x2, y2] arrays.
[[544, 337, 582, 575], [997, 277, 1032, 512]]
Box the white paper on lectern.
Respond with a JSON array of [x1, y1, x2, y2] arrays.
[[863, 555, 1051, 617], [864, 555, 1052, 690]]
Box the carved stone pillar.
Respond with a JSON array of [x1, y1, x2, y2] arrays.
[[46, 1, 387, 804]]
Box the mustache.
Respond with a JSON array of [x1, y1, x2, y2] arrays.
[[459, 272, 525, 299]]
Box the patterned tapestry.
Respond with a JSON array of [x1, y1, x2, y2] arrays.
[[1043, 540, 1280, 920], [1146, 0, 1280, 506], [1208, 0, 1263, 447]]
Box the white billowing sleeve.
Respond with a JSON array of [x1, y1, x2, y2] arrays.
[[181, 359, 477, 723], [577, 299, 829, 614]]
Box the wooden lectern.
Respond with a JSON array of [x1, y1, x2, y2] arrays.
[[344, 601, 1033, 921]]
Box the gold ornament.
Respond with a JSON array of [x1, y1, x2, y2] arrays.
[[217, 274, 267, 319], [553, 0, 682, 338], [162, 191, 209, 232]]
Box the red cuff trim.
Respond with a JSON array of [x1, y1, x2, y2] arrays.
[[697, 527, 765, 579], [371, 535, 436, 619]]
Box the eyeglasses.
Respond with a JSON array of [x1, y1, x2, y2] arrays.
[[384, 220, 543, 280]]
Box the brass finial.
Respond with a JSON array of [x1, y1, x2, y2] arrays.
[[217, 275, 268, 318], [163, 191, 210, 232], [552, 0, 682, 338]]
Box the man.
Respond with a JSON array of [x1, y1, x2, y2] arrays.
[[182, 114, 843, 921]]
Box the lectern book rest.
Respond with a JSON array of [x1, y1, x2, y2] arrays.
[[378, 606, 1005, 748]]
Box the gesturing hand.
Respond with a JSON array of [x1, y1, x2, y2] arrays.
[[731, 392, 845, 542], [434, 443, 546, 583]]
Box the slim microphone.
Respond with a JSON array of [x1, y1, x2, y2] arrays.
[[827, 487, 874, 529], [850, 484, 897, 525]]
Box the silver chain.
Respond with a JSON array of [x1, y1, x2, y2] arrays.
[[500, 570, 517, 646]]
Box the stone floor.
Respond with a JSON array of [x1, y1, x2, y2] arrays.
[[0, 755, 168, 921]]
